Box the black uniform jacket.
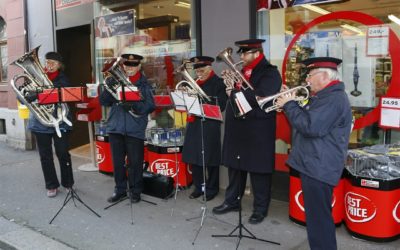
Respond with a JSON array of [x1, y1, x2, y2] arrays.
[[182, 74, 227, 167], [222, 58, 282, 173]]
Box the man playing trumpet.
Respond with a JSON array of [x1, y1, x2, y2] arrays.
[[213, 39, 282, 224], [275, 57, 352, 249]]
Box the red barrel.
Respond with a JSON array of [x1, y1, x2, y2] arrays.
[[96, 135, 113, 174], [289, 168, 344, 226], [147, 144, 192, 188], [344, 172, 400, 242]]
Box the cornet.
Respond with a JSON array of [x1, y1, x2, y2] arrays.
[[216, 47, 254, 91], [175, 61, 211, 102], [257, 85, 310, 113]]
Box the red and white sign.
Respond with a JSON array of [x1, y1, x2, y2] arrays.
[[366, 25, 389, 57], [393, 200, 400, 223], [150, 159, 177, 177], [96, 145, 105, 164], [345, 192, 377, 223]]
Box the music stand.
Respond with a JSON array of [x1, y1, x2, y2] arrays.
[[103, 163, 157, 224], [49, 186, 101, 224], [211, 156, 280, 249], [171, 91, 232, 244]]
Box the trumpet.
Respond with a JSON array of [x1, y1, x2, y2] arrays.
[[217, 47, 254, 90], [257, 85, 310, 113], [175, 61, 211, 102]]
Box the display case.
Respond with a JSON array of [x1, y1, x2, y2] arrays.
[[344, 144, 400, 242]]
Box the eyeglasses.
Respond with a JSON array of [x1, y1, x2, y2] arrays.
[[306, 71, 323, 78]]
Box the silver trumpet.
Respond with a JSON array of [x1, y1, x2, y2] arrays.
[[10, 46, 71, 138], [257, 85, 310, 113], [217, 47, 254, 90], [175, 61, 211, 102]]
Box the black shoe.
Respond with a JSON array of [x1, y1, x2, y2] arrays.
[[248, 212, 266, 224], [107, 192, 127, 203], [189, 191, 203, 199], [205, 193, 217, 201], [212, 203, 239, 215], [130, 193, 141, 203]]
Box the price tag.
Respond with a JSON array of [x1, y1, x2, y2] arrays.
[[381, 97, 400, 109]]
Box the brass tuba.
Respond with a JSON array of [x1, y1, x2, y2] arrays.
[[257, 85, 310, 113], [216, 47, 254, 90], [175, 61, 211, 102], [10, 46, 71, 138], [102, 57, 138, 101]]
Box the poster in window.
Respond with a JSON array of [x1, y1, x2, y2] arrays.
[[95, 10, 135, 38], [342, 36, 376, 108]]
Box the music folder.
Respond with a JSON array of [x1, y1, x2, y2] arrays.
[[170, 90, 223, 121]]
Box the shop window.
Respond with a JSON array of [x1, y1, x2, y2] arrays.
[[256, 0, 400, 146], [94, 0, 197, 129], [0, 16, 7, 82]]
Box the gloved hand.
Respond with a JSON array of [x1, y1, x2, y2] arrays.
[[24, 91, 38, 103]]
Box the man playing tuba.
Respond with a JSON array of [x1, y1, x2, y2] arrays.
[[181, 56, 227, 201], [213, 39, 282, 224]]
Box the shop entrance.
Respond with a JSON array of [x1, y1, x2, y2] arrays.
[[56, 24, 92, 149]]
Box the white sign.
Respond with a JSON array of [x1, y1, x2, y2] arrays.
[[366, 26, 389, 57], [380, 97, 400, 129]]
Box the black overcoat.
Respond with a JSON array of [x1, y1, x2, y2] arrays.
[[222, 58, 282, 173], [182, 74, 227, 167]]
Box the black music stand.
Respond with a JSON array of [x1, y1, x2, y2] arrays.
[[211, 156, 280, 249], [177, 94, 232, 245], [104, 163, 157, 225], [49, 187, 101, 224]]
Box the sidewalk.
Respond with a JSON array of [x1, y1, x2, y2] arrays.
[[0, 142, 398, 250]]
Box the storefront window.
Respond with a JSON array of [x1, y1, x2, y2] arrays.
[[0, 16, 7, 82], [256, 0, 400, 146], [94, 0, 196, 92]]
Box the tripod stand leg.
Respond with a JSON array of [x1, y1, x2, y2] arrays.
[[70, 189, 101, 218], [49, 190, 73, 224]]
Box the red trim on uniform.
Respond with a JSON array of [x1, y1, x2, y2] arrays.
[[242, 53, 264, 81], [323, 80, 340, 89], [308, 62, 338, 69], [128, 72, 141, 84], [186, 114, 196, 123], [196, 70, 215, 86], [196, 61, 212, 65], [46, 70, 59, 81], [240, 44, 262, 48]]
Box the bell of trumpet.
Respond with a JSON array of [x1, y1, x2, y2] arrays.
[[257, 85, 310, 113], [175, 61, 211, 102], [216, 47, 254, 90]]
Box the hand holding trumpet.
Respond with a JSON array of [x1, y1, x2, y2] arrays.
[[274, 85, 297, 111]]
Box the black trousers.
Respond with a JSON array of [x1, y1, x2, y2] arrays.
[[191, 164, 219, 196], [34, 132, 74, 189], [300, 173, 337, 250], [224, 167, 272, 214], [109, 134, 144, 195]]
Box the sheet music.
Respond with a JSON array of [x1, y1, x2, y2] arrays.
[[184, 94, 202, 116], [170, 90, 187, 112]]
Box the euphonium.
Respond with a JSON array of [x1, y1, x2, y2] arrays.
[[10, 46, 71, 138], [257, 85, 310, 113], [175, 61, 211, 102], [102, 57, 138, 101], [216, 47, 254, 90]]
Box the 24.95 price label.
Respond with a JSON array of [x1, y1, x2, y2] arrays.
[[381, 98, 400, 109]]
